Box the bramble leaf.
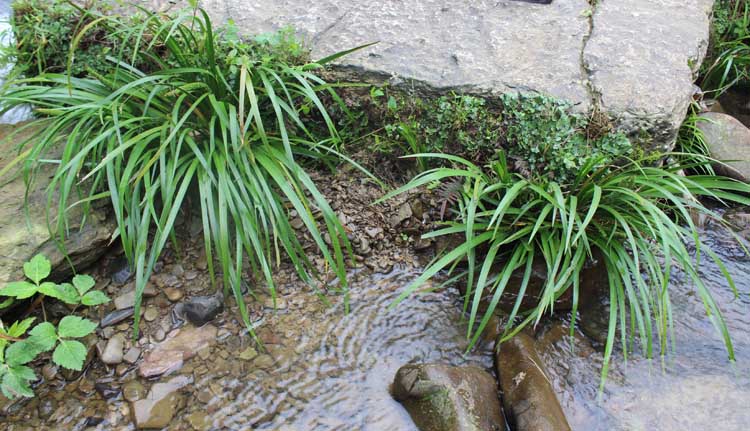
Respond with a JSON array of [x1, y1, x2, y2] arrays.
[[0, 297, 13, 309], [81, 291, 110, 306], [52, 340, 87, 370], [23, 254, 51, 284], [72, 275, 96, 296], [57, 316, 96, 339], [7, 318, 35, 338], [39, 282, 80, 304], [1, 365, 36, 398], [5, 340, 41, 366], [28, 322, 57, 352], [0, 281, 37, 299]]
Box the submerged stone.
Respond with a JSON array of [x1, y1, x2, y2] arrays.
[[131, 375, 192, 429], [392, 363, 506, 431], [139, 324, 218, 378], [496, 332, 571, 431]]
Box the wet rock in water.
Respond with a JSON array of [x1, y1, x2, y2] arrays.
[[0, 124, 116, 286], [139, 324, 218, 378], [131, 375, 192, 429], [496, 332, 571, 431], [94, 382, 121, 400], [181, 293, 224, 326], [100, 334, 125, 365], [100, 307, 135, 328], [698, 112, 750, 182], [392, 363, 506, 431], [123, 380, 147, 403]]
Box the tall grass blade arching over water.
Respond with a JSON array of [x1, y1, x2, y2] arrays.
[[0, 7, 364, 337], [380, 151, 750, 388]]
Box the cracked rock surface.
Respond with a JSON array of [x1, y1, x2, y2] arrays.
[[188, 0, 713, 150]]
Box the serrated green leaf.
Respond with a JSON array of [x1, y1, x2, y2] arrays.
[[81, 291, 110, 306], [1, 365, 36, 398], [52, 340, 87, 370], [72, 275, 96, 296], [28, 322, 57, 352], [57, 316, 97, 339], [5, 340, 41, 366], [38, 282, 80, 304], [7, 318, 36, 338], [23, 254, 51, 284], [0, 297, 14, 309], [0, 281, 38, 299]]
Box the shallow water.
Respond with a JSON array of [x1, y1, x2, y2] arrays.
[[543, 213, 750, 430], [194, 268, 494, 430]]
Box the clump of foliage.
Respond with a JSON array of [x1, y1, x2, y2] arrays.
[[381, 148, 750, 388], [0, 6, 365, 337], [499, 93, 631, 184], [6, 0, 123, 78], [0, 255, 109, 399], [702, 0, 750, 93], [339, 89, 630, 183]]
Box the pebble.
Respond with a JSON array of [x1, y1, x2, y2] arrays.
[[41, 364, 58, 381], [238, 347, 258, 361], [144, 307, 159, 322], [196, 389, 213, 404], [164, 287, 184, 302], [290, 218, 305, 230], [187, 411, 211, 431], [182, 293, 224, 326], [123, 347, 142, 364], [122, 381, 147, 402], [152, 328, 167, 342], [101, 334, 125, 365], [114, 290, 136, 310], [263, 296, 288, 310], [132, 375, 192, 429], [100, 307, 135, 328]]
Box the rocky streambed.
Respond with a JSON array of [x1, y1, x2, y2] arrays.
[[1, 152, 749, 430]]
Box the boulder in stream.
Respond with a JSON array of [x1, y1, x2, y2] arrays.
[[392, 363, 507, 431], [496, 331, 571, 431]]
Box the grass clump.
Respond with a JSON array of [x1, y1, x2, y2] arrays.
[[702, 0, 750, 94], [381, 145, 750, 388], [0, 6, 363, 337]]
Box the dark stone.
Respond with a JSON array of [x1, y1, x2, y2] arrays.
[[94, 382, 121, 400], [181, 293, 224, 326], [109, 256, 133, 285], [392, 363, 506, 431], [99, 307, 135, 328], [496, 332, 571, 431]]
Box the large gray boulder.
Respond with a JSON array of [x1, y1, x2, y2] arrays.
[[192, 0, 713, 151], [0, 124, 115, 284], [698, 112, 750, 182]]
